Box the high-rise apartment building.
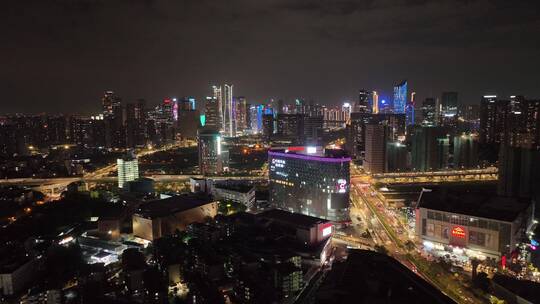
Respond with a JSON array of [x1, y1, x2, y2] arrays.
[[479, 95, 509, 145], [364, 124, 388, 173], [440, 92, 458, 127], [411, 126, 449, 171], [453, 133, 479, 169]]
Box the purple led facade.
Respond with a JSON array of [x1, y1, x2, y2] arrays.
[[268, 151, 351, 163]]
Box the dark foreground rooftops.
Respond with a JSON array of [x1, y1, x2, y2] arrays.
[[316, 249, 455, 304], [258, 209, 329, 228], [418, 186, 531, 222], [136, 193, 215, 218]]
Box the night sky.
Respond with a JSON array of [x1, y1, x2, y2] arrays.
[[2, 0, 540, 113]]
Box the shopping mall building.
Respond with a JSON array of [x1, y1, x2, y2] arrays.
[[268, 146, 351, 223], [416, 186, 534, 260]]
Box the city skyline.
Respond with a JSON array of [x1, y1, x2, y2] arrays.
[[2, 1, 540, 113]]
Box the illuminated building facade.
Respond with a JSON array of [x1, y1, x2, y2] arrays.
[[416, 187, 533, 259], [197, 129, 225, 175], [421, 98, 437, 126], [117, 153, 139, 188], [406, 91, 416, 126], [440, 92, 458, 127], [268, 147, 351, 222], [393, 80, 407, 114]]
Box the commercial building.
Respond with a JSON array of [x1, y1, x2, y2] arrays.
[[204, 95, 221, 131], [132, 194, 218, 241], [498, 146, 540, 198], [416, 186, 534, 259], [117, 152, 139, 188], [0, 258, 38, 296], [356, 89, 371, 113], [258, 209, 333, 246], [386, 141, 408, 172], [268, 147, 350, 223]]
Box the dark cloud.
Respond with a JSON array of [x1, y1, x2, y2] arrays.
[[1, 0, 540, 113]]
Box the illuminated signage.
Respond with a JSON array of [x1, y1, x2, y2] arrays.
[[451, 226, 466, 238], [322, 226, 332, 237], [271, 158, 286, 168], [336, 179, 347, 193], [307, 146, 317, 154]]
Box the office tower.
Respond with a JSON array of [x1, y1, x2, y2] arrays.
[[277, 99, 284, 114], [356, 89, 370, 113], [249, 104, 264, 134], [204, 96, 221, 131], [372, 91, 379, 114], [411, 126, 449, 171], [440, 92, 458, 126], [393, 80, 407, 114], [222, 84, 235, 137], [102, 91, 121, 117], [453, 133, 479, 169], [405, 91, 416, 126], [364, 124, 388, 173], [235, 96, 248, 133], [525, 99, 540, 150], [178, 97, 196, 111], [479, 95, 509, 145], [268, 147, 351, 222], [117, 152, 139, 188], [421, 98, 437, 126], [386, 141, 408, 172], [198, 129, 224, 175], [342, 103, 352, 124]]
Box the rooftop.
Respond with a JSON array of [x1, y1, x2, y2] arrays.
[[316, 249, 455, 304], [214, 183, 254, 193], [268, 147, 350, 163], [258, 209, 329, 228], [136, 193, 215, 218], [419, 185, 531, 222]]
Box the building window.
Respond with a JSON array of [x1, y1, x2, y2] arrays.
[[422, 219, 427, 235], [427, 211, 434, 219], [442, 227, 449, 239]]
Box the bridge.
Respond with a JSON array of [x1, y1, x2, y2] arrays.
[[353, 167, 498, 184]]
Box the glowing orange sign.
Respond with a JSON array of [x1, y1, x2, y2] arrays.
[[452, 226, 466, 238]]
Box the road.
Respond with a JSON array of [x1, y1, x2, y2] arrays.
[[349, 176, 484, 304]]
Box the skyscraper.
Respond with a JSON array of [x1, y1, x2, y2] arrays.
[[364, 124, 388, 173], [356, 90, 370, 113], [440, 92, 458, 126], [453, 133, 479, 169], [235, 96, 248, 133], [406, 91, 416, 126], [479, 95, 509, 145], [421, 98, 436, 126], [393, 80, 407, 114], [204, 96, 221, 131], [117, 152, 139, 188], [223, 84, 235, 137], [372, 91, 379, 114], [198, 129, 224, 175], [411, 126, 449, 171]]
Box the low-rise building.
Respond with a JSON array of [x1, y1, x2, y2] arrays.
[[133, 194, 218, 241], [212, 184, 256, 209], [416, 186, 534, 260], [0, 258, 38, 296]]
